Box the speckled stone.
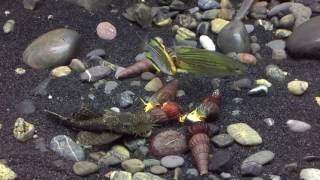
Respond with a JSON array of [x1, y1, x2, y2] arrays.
[[227, 123, 262, 146], [96, 21, 117, 40]]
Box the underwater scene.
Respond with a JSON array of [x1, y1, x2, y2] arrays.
[[1, 0, 320, 179]]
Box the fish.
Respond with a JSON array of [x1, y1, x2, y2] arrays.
[[144, 37, 247, 76]]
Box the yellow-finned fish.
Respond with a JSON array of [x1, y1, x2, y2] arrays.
[[145, 37, 247, 77]]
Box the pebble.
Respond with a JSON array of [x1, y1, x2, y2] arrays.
[[231, 109, 241, 117], [121, 159, 145, 173], [69, 59, 86, 72], [243, 150, 275, 165], [265, 64, 287, 81], [23, 0, 39, 10], [232, 97, 243, 104], [118, 90, 135, 108], [248, 85, 268, 97], [161, 155, 184, 168], [290, 3, 312, 28], [176, 27, 196, 40], [271, 16, 280, 28], [80, 66, 111, 82], [188, 7, 200, 14], [150, 165, 168, 175], [96, 22, 117, 40], [176, 14, 197, 29], [4, 10, 10, 16], [300, 168, 320, 180], [13, 117, 35, 142], [73, 161, 99, 176], [143, 159, 161, 168], [275, 29, 292, 38], [227, 123, 262, 146], [287, 80, 308, 95], [0, 163, 17, 180], [256, 79, 272, 88], [250, 43, 260, 53], [255, 19, 273, 31], [202, 9, 220, 20], [241, 161, 263, 176], [176, 90, 185, 97], [144, 77, 163, 92], [211, 18, 229, 34], [200, 35, 216, 51], [3, 19, 15, 33], [50, 135, 85, 161], [15, 67, 26, 75], [198, 0, 220, 10], [141, 72, 155, 81], [280, 14, 295, 28], [109, 171, 132, 180], [51, 66, 72, 78], [187, 168, 199, 176], [86, 49, 106, 59], [98, 145, 130, 166], [150, 130, 187, 157], [130, 81, 141, 86], [220, 172, 232, 179], [269, 175, 281, 180], [245, 24, 255, 34], [252, 178, 264, 180], [231, 78, 252, 91], [133, 172, 165, 180], [237, 53, 257, 65], [23, 28, 80, 69], [286, 119, 311, 132], [266, 40, 286, 51], [272, 49, 287, 60], [124, 138, 146, 151], [209, 151, 233, 172], [211, 134, 234, 148], [170, 0, 186, 11], [263, 118, 275, 127], [197, 22, 210, 35], [133, 146, 149, 159], [16, 99, 35, 114], [211, 78, 221, 89], [104, 81, 119, 95], [315, 97, 320, 107]]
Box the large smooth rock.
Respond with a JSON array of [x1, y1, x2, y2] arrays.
[[23, 28, 80, 69], [286, 17, 320, 59], [217, 20, 251, 53]]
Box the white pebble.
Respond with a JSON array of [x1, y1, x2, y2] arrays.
[[300, 168, 320, 180], [286, 119, 311, 133], [48, 95, 53, 99], [4, 10, 10, 16], [199, 35, 216, 51], [110, 107, 120, 113], [48, 15, 54, 20]]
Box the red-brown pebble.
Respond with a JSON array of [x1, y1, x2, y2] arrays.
[[96, 22, 117, 40], [238, 53, 257, 65]]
